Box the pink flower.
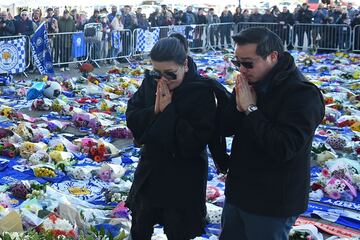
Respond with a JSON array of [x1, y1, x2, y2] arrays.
[[321, 168, 330, 177], [329, 191, 341, 200]]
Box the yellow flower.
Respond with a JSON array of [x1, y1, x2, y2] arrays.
[[68, 187, 91, 196], [54, 144, 65, 152], [2, 107, 13, 118], [49, 151, 63, 163]]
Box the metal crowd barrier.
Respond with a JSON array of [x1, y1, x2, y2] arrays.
[[48, 31, 89, 67], [0, 35, 31, 74], [88, 29, 133, 64], [292, 23, 352, 51], [172, 24, 208, 51], [353, 25, 360, 52], [207, 22, 237, 51], [237, 22, 292, 47]]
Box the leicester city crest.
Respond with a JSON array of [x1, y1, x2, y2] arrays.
[[0, 43, 19, 71], [36, 37, 43, 47]]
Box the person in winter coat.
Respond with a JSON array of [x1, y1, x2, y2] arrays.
[[14, 10, 34, 36], [295, 3, 313, 48], [219, 27, 325, 240], [277, 6, 294, 45], [261, 9, 277, 23], [58, 10, 76, 71], [249, 8, 262, 22], [220, 7, 233, 49], [126, 37, 222, 240], [207, 8, 221, 49], [0, 11, 15, 36]]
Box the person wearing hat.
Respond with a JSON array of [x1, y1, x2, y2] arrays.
[[58, 10, 76, 71], [14, 10, 33, 36]]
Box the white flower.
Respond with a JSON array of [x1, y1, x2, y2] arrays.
[[121, 195, 127, 202]]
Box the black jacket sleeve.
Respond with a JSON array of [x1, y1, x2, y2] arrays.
[[242, 84, 325, 163], [126, 78, 157, 144], [222, 91, 245, 137], [146, 90, 217, 159]]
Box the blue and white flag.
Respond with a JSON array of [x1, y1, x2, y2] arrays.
[[31, 22, 54, 75], [136, 28, 160, 52], [111, 31, 122, 50], [72, 32, 86, 58], [0, 37, 26, 74]]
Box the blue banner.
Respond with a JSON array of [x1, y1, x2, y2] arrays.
[[111, 31, 122, 50], [72, 32, 86, 58], [30, 22, 54, 75]]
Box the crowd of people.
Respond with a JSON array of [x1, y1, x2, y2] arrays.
[[0, 3, 359, 71]]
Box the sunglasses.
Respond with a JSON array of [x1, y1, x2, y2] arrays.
[[145, 69, 178, 81], [231, 59, 254, 69]]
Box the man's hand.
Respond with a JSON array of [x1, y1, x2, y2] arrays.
[[235, 74, 257, 112]]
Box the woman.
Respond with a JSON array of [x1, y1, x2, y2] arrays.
[[111, 12, 123, 61], [233, 7, 244, 24], [126, 37, 218, 240]]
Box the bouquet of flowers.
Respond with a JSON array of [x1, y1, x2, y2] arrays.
[[310, 158, 359, 202], [79, 63, 94, 78], [0, 142, 17, 158], [38, 213, 77, 239], [76, 138, 110, 162]]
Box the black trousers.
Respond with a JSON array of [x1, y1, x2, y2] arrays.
[[130, 197, 206, 240]]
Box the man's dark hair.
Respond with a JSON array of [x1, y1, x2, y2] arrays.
[[168, 32, 189, 53], [232, 27, 284, 59], [150, 38, 187, 65]]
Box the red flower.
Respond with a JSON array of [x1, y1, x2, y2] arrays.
[[8, 151, 15, 158], [311, 183, 324, 191], [90, 147, 97, 156], [48, 213, 58, 224], [79, 63, 94, 73], [94, 155, 102, 162], [321, 168, 330, 177]]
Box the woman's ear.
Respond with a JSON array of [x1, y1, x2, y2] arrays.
[[184, 58, 189, 72]]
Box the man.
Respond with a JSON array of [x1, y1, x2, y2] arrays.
[[295, 3, 313, 48], [135, 7, 142, 21], [53, 7, 60, 20], [220, 7, 233, 49], [0, 11, 15, 36], [207, 8, 220, 49], [277, 7, 294, 45], [220, 27, 325, 240], [14, 10, 34, 36], [58, 10, 76, 71], [261, 9, 277, 22], [347, 2, 359, 21], [249, 8, 262, 22], [108, 6, 117, 23]]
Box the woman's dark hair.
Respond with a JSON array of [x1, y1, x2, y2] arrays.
[[150, 37, 187, 65], [168, 32, 189, 53], [232, 27, 284, 59]]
